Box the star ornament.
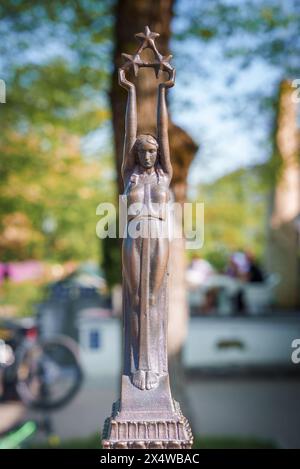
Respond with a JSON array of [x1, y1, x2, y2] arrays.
[[135, 25, 160, 52], [121, 53, 143, 76], [153, 54, 173, 78]]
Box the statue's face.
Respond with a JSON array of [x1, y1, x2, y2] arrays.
[[137, 141, 157, 169]]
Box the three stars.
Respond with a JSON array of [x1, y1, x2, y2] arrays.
[[121, 25, 173, 78]]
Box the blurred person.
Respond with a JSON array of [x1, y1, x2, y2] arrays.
[[226, 250, 266, 314], [226, 256, 240, 278], [187, 255, 218, 315], [245, 251, 264, 283], [231, 251, 250, 280], [186, 254, 215, 287], [225, 252, 248, 313]]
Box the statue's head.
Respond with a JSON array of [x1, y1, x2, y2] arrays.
[[134, 134, 158, 169]]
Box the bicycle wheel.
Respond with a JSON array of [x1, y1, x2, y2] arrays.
[[16, 336, 83, 410]]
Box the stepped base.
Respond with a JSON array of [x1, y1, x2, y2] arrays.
[[102, 399, 193, 449]]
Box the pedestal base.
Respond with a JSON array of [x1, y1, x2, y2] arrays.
[[102, 399, 193, 449]]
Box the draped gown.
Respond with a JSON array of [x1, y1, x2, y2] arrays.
[[122, 165, 171, 381]]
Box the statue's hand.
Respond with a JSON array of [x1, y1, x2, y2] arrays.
[[160, 69, 176, 89], [118, 68, 135, 91]]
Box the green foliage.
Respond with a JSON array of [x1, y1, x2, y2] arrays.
[[191, 166, 267, 265], [0, 123, 115, 261], [0, 0, 116, 263], [0, 280, 44, 317], [204, 249, 229, 272]]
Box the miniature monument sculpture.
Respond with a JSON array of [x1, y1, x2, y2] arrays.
[[102, 26, 193, 449]]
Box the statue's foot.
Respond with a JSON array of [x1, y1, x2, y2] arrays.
[[132, 370, 146, 390], [146, 371, 159, 390]]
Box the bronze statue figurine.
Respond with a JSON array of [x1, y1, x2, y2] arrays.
[[102, 26, 193, 449]]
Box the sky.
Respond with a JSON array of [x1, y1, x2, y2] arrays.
[[171, 40, 282, 187], [170, 0, 285, 188]]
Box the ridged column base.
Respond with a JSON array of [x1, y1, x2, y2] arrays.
[[102, 399, 193, 449]]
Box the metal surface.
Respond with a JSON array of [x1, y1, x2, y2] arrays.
[[102, 26, 193, 449]]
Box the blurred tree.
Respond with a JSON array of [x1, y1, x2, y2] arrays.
[[194, 166, 267, 266], [2, 0, 297, 263], [0, 120, 114, 261], [110, 0, 198, 423], [0, 1, 115, 262], [0, 3, 277, 312]]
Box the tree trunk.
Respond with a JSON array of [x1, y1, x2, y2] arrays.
[[110, 0, 198, 417], [266, 80, 300, 308]]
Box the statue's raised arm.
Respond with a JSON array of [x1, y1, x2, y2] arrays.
[[119, 25, 175, 183], [157, 68, 175, 180], [118, 68, 137, 184]]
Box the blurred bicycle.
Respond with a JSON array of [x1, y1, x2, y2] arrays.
[[0, 317, 83, 448]]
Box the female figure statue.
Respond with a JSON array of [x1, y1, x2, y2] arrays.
[[102, 27, 193, 449], [119, 58, 174, 391]]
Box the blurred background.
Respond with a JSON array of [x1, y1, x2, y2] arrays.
[[0, 0, 300, 449]]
